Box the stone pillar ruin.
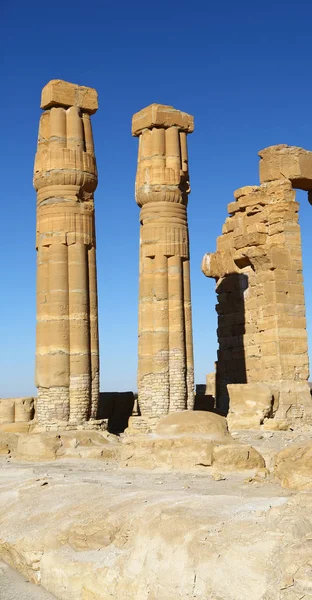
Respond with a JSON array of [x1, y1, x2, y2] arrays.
[[34, 80, 100, 425], [202, 145, 312, 428], [132, 104, 195, 416]]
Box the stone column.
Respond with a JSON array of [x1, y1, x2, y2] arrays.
[[34, 79, 100, 425], [132, 104, 195, 416]]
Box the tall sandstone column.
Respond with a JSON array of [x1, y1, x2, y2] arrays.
[[132, 104, 195, 416], [34, 80, 100, 425]]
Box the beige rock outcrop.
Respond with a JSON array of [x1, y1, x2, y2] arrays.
[[122, 411, 265, 470], [155, 409, 229, 438], [274, 440, 312, 489], [202, 145, 312, 426], [0, 433, 19, 455], [121, 435, 265, 471], [15, 433, 63, 461], [133, 104, 194, 416], [2, 426, 312, 599], [11, 430, 119, 461], [34, 80, 100, 426]]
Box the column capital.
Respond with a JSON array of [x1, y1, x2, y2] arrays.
[[132, 103, 194, 136], [41, 79, 98, 114]]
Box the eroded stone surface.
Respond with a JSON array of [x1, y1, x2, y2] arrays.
[[274, 440, 312, 489], [8, 430, 120, 461], [0, 398, 34, 424], [41, 80, 98, 114], [1, 456, 312, 600], [155, 410, 230, 438], [133, 104, 195, 416], [202, 146, 312, 426], [227, 383, 278, 430], [34, 80, 100, 425], [259, 144, 312, 190], [121, 412, 265, 471]]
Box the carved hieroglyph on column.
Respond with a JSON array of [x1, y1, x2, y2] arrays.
[[132, 104, 195, 416], [33, 80, 100, 425]]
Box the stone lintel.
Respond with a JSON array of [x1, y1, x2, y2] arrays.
[[41, 79, 98, 114], [259, 144, 312, 191], [132, 103, 194, 136], [202, 251, 237, 280]]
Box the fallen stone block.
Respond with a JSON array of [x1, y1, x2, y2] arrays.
[[121, 436, 214, 469], [274, 441, 312, 489], [213, 443, 265, 471], [15, 433, 62, 461], [155, 410, 230, 440], [227, 383, 277, 430]]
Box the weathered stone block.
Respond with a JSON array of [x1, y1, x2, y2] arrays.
[[275, 441, 312, 489], [15, 433, 62, 460], [259, 145, 312, 190], [213, 443, 265, 470], [14, 397, 35, 422], [227, 383, 277, 430], [41, 79, 98, 114], [121, 436, 214, 469], [201, 251, 237, 279], [155, 410, 230, 440], [0, 399, 15, 424], [233, 232, 266, 250], [233, 185, 259, 199], [132, 103, 194, 136]]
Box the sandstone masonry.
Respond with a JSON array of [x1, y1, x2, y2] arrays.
[[34, 80, 100, 425], [202, 145, 312, 427], [133, 104, 195, 415]]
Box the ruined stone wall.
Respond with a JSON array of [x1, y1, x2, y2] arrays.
[[34, 80, 100, 426], [0, 398, 35, 424], [202, 145, 312, 425]]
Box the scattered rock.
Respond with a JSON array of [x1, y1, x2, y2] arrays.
[[212, 472, 226, 481], [275, 441, 312, 489], [213, 444, 265, 471], [155, 410, 230, 441]]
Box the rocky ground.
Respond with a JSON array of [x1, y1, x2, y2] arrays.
[[0, 416, 312, 599], [0, 559, 56, 599]]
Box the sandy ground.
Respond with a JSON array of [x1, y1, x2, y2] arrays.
[[0, 453, 292, 499], [0, 428, 311, 600], [0, 559, 56, 599]]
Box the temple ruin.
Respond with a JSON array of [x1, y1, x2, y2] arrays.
[[1, 84, 311, 434], [132, 104, 195, 416], [33, 80, 100, 425], [2, 77, 312, 600], [202, 144, 312, 428]]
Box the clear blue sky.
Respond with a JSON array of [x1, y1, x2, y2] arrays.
[[1, 0, 312, 397]]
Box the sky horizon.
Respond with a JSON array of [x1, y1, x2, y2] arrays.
[[1, 0, 312, 397]]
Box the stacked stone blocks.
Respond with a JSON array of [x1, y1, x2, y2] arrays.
[[202, 145, 312, 425], [133, 104, 195, 416], [34, 80, 100, 426]]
